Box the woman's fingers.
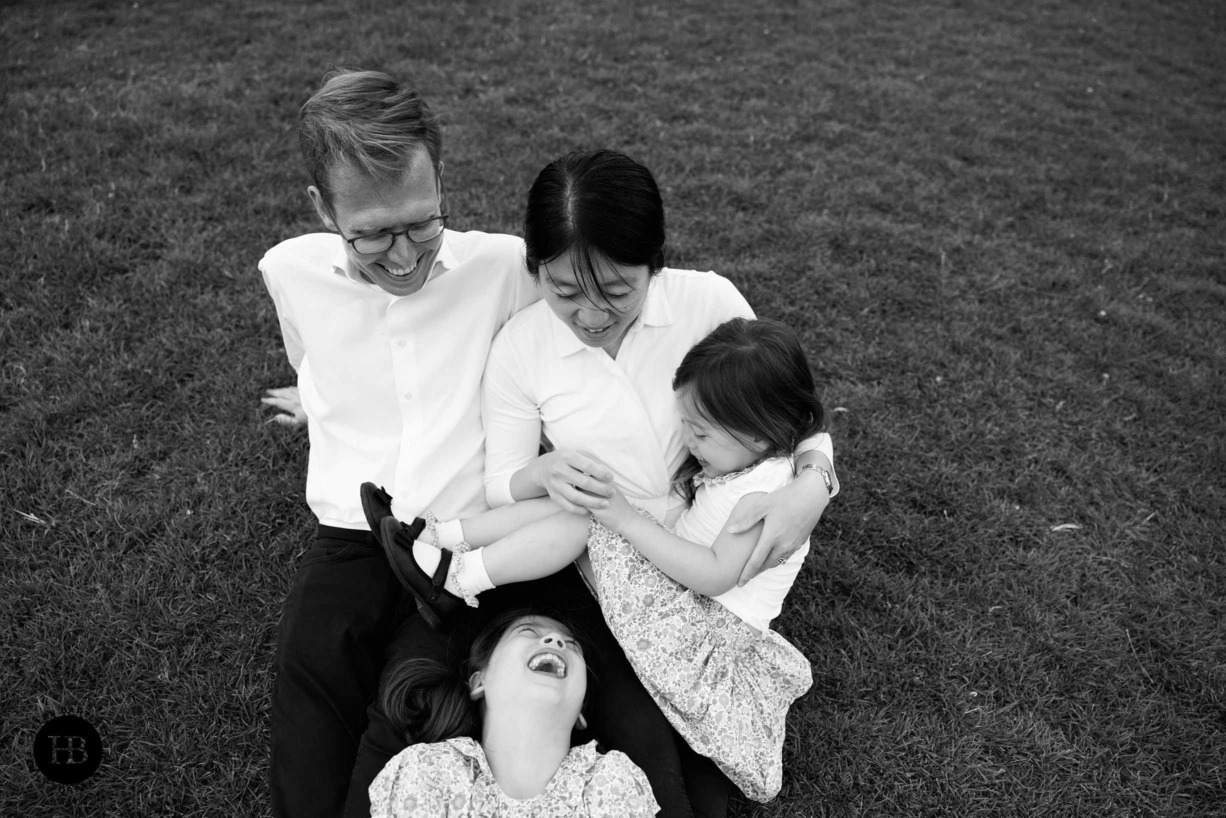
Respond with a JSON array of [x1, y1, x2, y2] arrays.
[[544, 478, 606, 514], [546, 451, 614, 506], [562, 451, 614, 486], [569, 471, 614, 499], [547, 490, 588, 515], [737, 536, 795, 587], [728, 495, 775, 586]]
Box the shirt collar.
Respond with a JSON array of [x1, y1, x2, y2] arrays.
[[329, 231, 458, 288], [550, 270, 675, 358]]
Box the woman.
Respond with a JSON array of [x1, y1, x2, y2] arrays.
[[374, 148, 838, 817]]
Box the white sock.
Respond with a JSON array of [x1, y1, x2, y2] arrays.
[[412, 543, 496, 602], [419, 518, 464, 548], [452, 549, 495, 599], [436, 519, 465, 548]]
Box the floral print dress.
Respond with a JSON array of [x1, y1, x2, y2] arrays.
[[586, 457, 814, 802], [368, 738, 658, 817]]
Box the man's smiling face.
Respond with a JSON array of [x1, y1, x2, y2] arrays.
[[310, 147, 445, 298]]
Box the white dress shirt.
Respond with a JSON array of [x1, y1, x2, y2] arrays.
[[481, 268, 835, 522], [260, 230, 539, 528]]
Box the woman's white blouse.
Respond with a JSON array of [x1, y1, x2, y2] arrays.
[[481, 268, 756, 520]]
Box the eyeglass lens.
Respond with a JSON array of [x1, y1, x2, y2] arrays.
[[351, 220, 444, 254]]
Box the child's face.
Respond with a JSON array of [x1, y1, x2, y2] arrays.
[[675, 387, 766, 478], [476, 615, 586, 723]]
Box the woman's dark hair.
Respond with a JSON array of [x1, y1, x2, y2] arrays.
[[671, 318, 827, 504], [523, 148, 666, 306], [379, 608, 592, 744]]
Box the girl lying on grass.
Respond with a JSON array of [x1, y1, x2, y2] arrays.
[[369, 609, 658, 816], [365, 316, 823, 801]]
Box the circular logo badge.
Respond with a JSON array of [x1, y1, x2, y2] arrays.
[[33, 715, 103, 785]]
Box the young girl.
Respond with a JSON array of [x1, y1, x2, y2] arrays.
[[366, 316, 825, 802], [369, 609, 658, 816]]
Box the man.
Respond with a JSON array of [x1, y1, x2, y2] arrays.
[[259, 69, 536, 817], [261, 69, 834, 818]]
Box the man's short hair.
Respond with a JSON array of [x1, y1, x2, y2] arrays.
[[299, 69, 442, 210]]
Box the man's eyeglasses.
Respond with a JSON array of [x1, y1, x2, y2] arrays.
[[342, 180, 449, 255]]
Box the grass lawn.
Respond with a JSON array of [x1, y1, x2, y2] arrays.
[[3, 0, 1224, 815]]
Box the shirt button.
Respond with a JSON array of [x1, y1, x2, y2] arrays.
[[397, 339, 406, 348], [403, 391, 413, 400]]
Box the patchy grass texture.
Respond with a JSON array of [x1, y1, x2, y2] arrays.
[[3, 1, 1224, 816]]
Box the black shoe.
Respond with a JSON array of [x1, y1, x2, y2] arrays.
[[380, 516, 466, 630], [360, 482, 395, 544]]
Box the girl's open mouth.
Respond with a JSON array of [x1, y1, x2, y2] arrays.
[[527, 651, 568, 678]]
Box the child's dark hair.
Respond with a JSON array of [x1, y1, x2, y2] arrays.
[[379, 608, 592, 744], [671, 318, 826, 504]]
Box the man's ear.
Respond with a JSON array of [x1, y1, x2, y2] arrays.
[[307, 186, 338, 232], [468, 671, 484, 701]]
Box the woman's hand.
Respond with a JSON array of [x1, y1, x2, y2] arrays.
[[261, 385, 305, 427], [591, 486, 637, 534], [725, 471, 829, 585], [529, 449, 615, 514]]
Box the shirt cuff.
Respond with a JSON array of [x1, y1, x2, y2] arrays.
[[484, 474, 516, 509], [795, 432, 839, 499]]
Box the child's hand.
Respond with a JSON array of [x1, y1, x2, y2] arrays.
[[591, 486, 636, 533]]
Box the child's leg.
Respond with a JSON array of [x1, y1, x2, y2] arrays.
[[413, 509, 591, 606], [476, 510, 591, 585], [452, 497, 561, 548]]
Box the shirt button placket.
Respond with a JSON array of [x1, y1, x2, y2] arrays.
[[388, 309, 418, 410]]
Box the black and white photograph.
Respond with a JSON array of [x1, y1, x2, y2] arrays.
[[3, 1, 1223, 816]]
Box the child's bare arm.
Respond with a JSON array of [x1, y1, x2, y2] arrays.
[[593, 491, 766, 597]]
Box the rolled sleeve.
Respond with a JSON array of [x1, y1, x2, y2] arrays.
[[795, 432, 839, 499], [259, 253, 306, 374], [481, 331, 543, 508]]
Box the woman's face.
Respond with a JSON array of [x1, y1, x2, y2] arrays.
[[475, 615, 586, 723], [539, 253, 651, 357]]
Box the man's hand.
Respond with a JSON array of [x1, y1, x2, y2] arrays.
[[261, 386, 306, 427], [725, 475, 828, 586], [532, 449, 614, 514]]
